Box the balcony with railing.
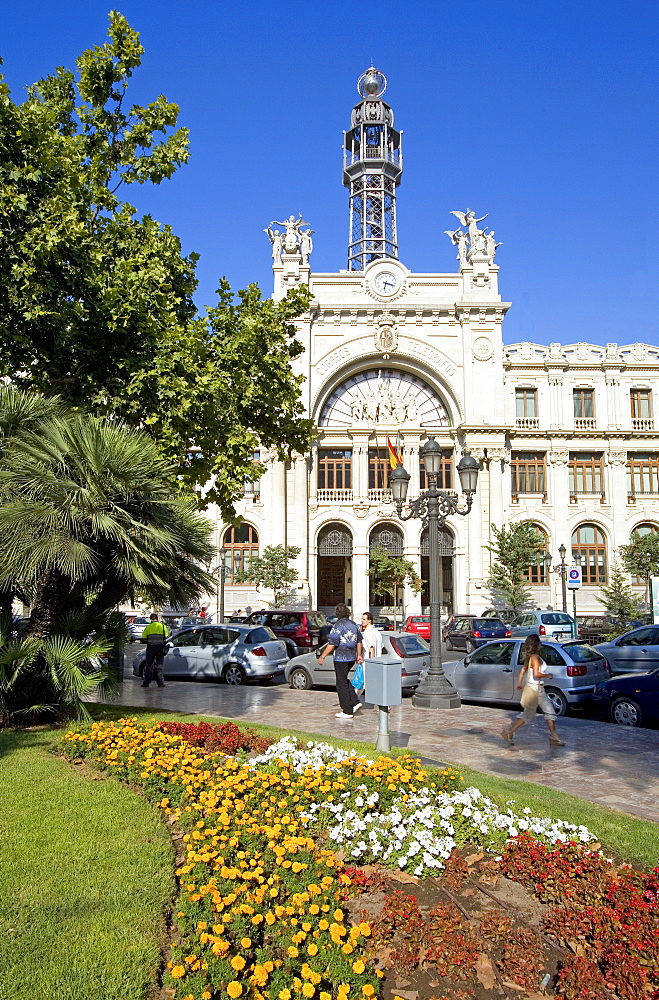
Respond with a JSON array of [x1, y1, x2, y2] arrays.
[[343, 147, 401, 168], [632, 417, 655, 431], [575, 417, 596, 430], [316, 489, 354, 503], [515, 417, 539, 430], [368, 488, 393, 502]]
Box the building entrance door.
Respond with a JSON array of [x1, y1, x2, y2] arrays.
[[421, 529, 454, 616], [317, 525, 353, 612]]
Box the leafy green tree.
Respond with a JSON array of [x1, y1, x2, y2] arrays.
[[619, 533, 659, 614], [0, 13, 313, 517], [367, 546, 422, 627], [485, 522, 545, 612], [596, 563, 643, 637], [234, 544, 302, 608], [0, 386, 215, 721]]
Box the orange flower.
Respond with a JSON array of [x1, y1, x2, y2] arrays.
[[352, 960, 365, 974], [170, 965, 185, 978], [227, 983, 243, 998], [230, 955, 246, 970]]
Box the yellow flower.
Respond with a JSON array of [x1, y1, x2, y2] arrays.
[[170, 965, 185, 979], [362, 987, 375, 997], [287, 945, 299, 957], [230, 954, 246, 970], [302, 986, 315, 998], [240, 936, 252, 948], [227, 983, 243, 998], [352, 960, 365, 974], [307, 943, 318, 956], [202, 993, 212, 999], [278, 991, 291, 1000]]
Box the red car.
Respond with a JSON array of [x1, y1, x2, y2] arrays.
[[404, 615, 431, 640]]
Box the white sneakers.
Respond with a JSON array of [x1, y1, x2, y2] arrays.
[[335, 712, 354, 719]]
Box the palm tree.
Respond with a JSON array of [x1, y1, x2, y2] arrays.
[[0, 389, 214, 720]]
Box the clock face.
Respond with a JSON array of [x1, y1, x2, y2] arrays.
[[373, 270, 399, 296]]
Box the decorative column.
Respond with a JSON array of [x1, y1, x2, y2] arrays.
[[607, 450, 629, 540], [352, 543, 370, 615], [605, 372, 622, 431], [271, 460, 287, 546], [466, 447, 485, 607], [488, 447, 507, 536], [292, 456, 310, 603], [548, 449, 571, 605], [404, 435, 421, 500], [548, 374, 564, 430], [350, 432, 370, 502]]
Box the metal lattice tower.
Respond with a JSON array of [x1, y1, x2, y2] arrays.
[[343, 67, 403, 271]]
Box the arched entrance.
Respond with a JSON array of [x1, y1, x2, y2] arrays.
[[317, 524, 353, 611], [420, 527, 454, 615], [368, 524, 404, 608]]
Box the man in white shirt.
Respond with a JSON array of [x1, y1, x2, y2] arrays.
[[360, 612, 383, 659]]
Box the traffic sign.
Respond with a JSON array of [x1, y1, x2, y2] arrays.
[[567, 566, 582, 590]]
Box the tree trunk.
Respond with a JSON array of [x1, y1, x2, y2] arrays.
[[26, 566, 72, 640]]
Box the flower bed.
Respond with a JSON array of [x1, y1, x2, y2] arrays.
[[62, 719, 658, 1000]]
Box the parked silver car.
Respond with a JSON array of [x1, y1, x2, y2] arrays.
[[127, 617, 151, 642], [284, 631, 430, 692], [594, 625, 659, 674], [132, 624, 288, 685], [509, 610, 577, 641], [442, 638, 610, 715]]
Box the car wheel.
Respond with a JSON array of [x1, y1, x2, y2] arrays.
[[611, 696, 643, 727], [289, 667, 313, 690], [545, 687, 568, 717], [465, 639, 475, 654], [223, 663, 247, 686]]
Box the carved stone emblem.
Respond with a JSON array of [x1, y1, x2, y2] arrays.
[[472, 336, 493, 361], [607, 451, 628, 467], [374, 312, 398, 357], [549, 450, 569, 465]]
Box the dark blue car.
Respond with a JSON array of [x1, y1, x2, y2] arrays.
[[590, 668, 659, 727], [444, 616, 510, 653]]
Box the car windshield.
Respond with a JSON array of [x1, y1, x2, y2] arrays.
[[541, 613, 573, 625], [563, 642, 604, 662], [411, 617, 428, 623], [474, 618, 503, 629]]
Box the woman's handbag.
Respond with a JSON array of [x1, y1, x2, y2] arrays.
[[520, 677, 539, 714], [351, 661, 364, 691]]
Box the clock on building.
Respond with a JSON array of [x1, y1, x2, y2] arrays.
[[372, 270, 400, 296]]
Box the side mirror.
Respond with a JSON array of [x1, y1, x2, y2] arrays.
[[464, 655, 472, 665]]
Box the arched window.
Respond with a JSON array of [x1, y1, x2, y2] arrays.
[[630, 523, 659, 584], [571, 524, 607, 585], [223, 524, 259, 584], [369, 524, 404, 555], [421, 527, 454, 557], [523, 524, 549, 585]]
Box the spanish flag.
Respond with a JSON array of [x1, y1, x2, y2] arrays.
[[387, 437, 402, 469]]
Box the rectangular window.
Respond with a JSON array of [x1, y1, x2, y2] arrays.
[[569, 453, 604, 495], [631, 389, 652, 419], [368, 448, 390, 490], [573, 388, 594, 419], [511, 452, 546, 494], [317, 449, 352, 490], [515, 388, 537, 419], [243, 450, 261, 496], [627, 453, 659, 494], [419, 449, 453, 491]]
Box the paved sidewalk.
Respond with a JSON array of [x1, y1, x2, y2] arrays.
[[98, 670, 659, 824]]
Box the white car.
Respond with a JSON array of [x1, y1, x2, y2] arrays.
[[127, 617, 151, 642]]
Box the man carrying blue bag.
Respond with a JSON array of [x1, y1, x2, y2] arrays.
[[316, 602, 363, 719]]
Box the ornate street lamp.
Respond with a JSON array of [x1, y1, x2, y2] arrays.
[[545, 544, 568, 614], [392, 439, 480, 709]]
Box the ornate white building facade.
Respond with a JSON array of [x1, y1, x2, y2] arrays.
[[211, 69, 659, 618]]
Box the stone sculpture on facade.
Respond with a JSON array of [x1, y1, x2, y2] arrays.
[[349, 374, 419, 424], [373, 312, 398, 357], [265, 215, 313, 264], [446, 209, 501, 266]]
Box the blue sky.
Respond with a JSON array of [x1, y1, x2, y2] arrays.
[[2, 0, 659, 346]]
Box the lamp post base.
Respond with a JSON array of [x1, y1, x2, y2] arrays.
[[412, 675, 461, 710]]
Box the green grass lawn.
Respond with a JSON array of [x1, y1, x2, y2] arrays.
[[1, 705, 656, 1000], [0, 726, 175, 1000]]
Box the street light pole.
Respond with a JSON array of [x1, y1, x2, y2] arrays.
[[218, 546, 227, 623], [390, 439, 480, 710], [558, 543, 567, 614]]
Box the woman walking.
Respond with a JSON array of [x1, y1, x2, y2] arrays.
[[500, 634, 565, 747]]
